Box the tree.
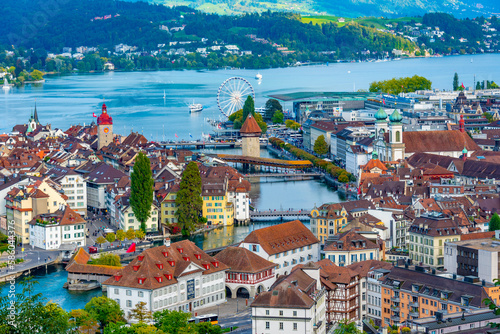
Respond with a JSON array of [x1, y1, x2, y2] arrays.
[[242, 95, 255, 123], [334, 319, 363, 334], [272, 110, 284, 124], [129, 302, 153, 323], [483, 112, 494, 123], [90, 253, 121, 267], [285, 120, 301, 130], [125, 228, 136, 241], [30, 69, 44, 81], [130, 152, 154, 233], [69, 309, 99, 334], [264, 98, 283, 121], [135, 229, 146, 240], [195, 322, 222, 334], [154, 310, 192, 334], [0, 278, 73, 334], [489, 213, 500, 231], [453, 72, 459, 91], [175, 162, 203, 236], [84, 296, 124, 330], [116, 229, 125, 246], [106, 232, 116, 244], [338, 173, 350, 183], [96, 236, 106, 247], [313, 135, 329, 156]]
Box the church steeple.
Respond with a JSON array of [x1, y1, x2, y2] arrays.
[[33, 101, 40, 125]]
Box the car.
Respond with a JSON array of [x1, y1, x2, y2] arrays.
[[88, 246, 98, 254]]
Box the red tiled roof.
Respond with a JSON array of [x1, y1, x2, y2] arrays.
[[240, 115, 262, 135], [214, 247, 276, 273], [242, 220, 319, 256]]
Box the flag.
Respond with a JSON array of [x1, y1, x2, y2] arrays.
[[93, 113, 97, 117], [126, 243, 136, 253], [461, 83, 465, 89], [382, 98, 386, 105], [175, 133, 178, 138], [189, 133, 193, 138]]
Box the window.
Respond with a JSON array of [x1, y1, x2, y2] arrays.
[[126, 290, 132, 296], [138, 291, 143, 297], [266, 322, 270, 329], [126, 300, 132, 307], [279, 322, 284, 330], [293, 323, 297, 331], [279, 310, 283, 316], [266, 310, 269, 315], [293, 311, 297, 316]]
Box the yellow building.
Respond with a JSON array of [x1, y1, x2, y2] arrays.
[[408, 213, 461, 269], [202, 179, 234, 226], [5, 179, 67, 244], [158, 184, 179, 234], [310, 203, 348, 243]]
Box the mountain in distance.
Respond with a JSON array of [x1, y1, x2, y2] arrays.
[[146, 0, 500, 18]]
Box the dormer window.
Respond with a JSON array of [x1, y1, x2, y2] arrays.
[[168, 260, 175, 267], [183, 256, 190, 261], [137, 255, 144, 261], [194, 253, 202, 260], [177, 247, 183, 254], [165, 273, 173, 280], [133, 265, 141, 272], [155, 275, 163, 283], [114, 273, 123, 282], [211, 261, 219, 268], [161, 251, 168, 257], [138, 277, 146, 285], [156, 262, 164, 270]]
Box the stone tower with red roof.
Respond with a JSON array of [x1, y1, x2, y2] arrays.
[[240, 114, 261, 158], [97, 103, 113, 150]]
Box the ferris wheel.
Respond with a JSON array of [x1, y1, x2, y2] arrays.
[[217, 77, 255, 118]]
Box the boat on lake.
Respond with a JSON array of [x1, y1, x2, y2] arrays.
[[189, 102, 203, 113], [255, 73, 262, 80]]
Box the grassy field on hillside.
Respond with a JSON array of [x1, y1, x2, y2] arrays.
[[301, 15, 422, 29]]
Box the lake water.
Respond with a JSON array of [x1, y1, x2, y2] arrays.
[[1, 54, 499, 136]]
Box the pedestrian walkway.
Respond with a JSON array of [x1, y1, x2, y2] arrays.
[[195, 297, 252, 318]]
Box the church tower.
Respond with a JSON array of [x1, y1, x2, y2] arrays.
[[97, 103, 113, 150], [240, 114, 262, 158], [388, 109, 405, 161], [374, 108, 388, 140]]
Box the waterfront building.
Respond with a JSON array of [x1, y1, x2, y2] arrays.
[[240, 220, 320, 276], [443, 231, 498, 283], [85, 162, 127, 211], [214, 246, 277, 298], [322, 229, 380, 266], [5, 179, 68, 244], [66, 248, 121, 290], [241, 114, 261, 158], [251, 262, 326, 334], [97, 103, 113, 150], [28, 205, 86, 250], [201, 177, 234, 226], [116, 191, 159, 233], [332, 127, 374, 162], [48, 166, 87, 216], [103, 239, 228, 320], [407, 212, 462, 269], [310, 203, 348, 243], [380, 265, 500, 328], [347, 260, 393, 323], [410, 309, 500, 334]]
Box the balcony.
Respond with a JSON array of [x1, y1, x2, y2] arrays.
[[390, 305, 400, 312], [410, 310, 419, 317], [409, 301, 419, 307], [390, 296, 400, 302], [391, 315, 400, 322]]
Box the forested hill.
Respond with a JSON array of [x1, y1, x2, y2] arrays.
[[0, 0, 414, 58], [149, 0, 499, 18]]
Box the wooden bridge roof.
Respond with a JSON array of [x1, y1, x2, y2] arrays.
[[216, 154, 313, 169]]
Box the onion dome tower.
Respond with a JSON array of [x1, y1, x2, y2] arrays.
[[374, 108, 388, 140], [388, 109, 405, 161], [97, 103, 113, 150]]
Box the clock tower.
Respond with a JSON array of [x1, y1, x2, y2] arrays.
[[97, 103, 113, 150]]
